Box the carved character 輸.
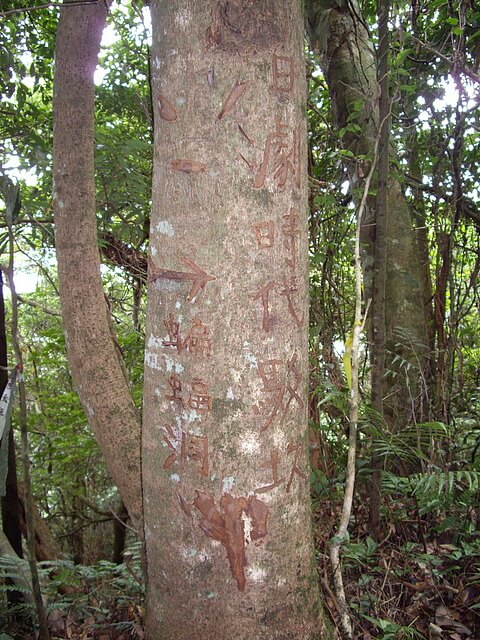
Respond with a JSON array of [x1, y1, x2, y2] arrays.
[[163, 314, 212, 357]]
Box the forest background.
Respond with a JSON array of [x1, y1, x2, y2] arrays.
[[0, 0, 479, 638]]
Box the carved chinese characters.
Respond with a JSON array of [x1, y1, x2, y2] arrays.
[[163, 315, 213, 357], [163, 425, 209, 477], [272, 54, 294, 92], [251, 208, 303, 331], [147, 42, 307, 598], [255, 442, 307, 494], [254, 116, 300, 190], [252, 278, 303, 332], [256, 354, 304, 432], [165, 375, 212, 414], [252, 221, 275, 249]]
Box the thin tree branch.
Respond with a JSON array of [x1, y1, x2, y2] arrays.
[[329, 108, 385, 639], [5, 228, 51, 639], [0, 0, 98, 18], [409, 34, 480, 84]]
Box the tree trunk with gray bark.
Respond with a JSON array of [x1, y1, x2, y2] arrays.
[[306, 0, 431, 432], [142, 1, 328, 638], [53, 0, 143, 532]]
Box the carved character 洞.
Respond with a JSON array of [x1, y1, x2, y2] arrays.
[[163, 425, 209, 477]]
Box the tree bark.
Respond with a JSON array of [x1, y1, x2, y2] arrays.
[[53, 0, 143, 531], [142, 1, 328, 638], [17, 482, 63, 562], [306, 0, 431, 431], [369, 0, 389, 538]]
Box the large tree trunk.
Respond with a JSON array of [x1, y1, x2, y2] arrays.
[[306, 0, 431, 431], [53, 0, 142, 531], [142, 1, 328, 638]]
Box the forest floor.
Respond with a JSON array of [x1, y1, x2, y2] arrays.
[[315, 499, 480, 639], [2, 500, 479, 639]]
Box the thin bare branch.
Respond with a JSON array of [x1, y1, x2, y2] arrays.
[[0, 0, 98, 18]]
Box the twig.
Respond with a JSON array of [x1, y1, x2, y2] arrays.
[[5, 220, 51, 639], [0, 0, 98, 17], [329, 111, 383, 637], [409, 34, 480, 85]]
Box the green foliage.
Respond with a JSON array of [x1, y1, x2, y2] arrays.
[[0, 0, 479, 637], [361, 615, 425, 640], [0, 545, 144, 638]]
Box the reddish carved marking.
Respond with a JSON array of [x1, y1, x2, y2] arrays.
[[252, 281, 276, 332], [252, 278, 304, 331], [254, 117, 300, 190], [279, 277, 304, 328], [255, 448, 285, 494], [182, 318, 213, 356], [246, 495, 269, 542], [239, 153, 255, 172], [257, 354, 304, 432], [193, 491, 269, 591], [171, 159, 207, 174], [252, 277, 304, 333], [163, 313, 181, 349], [286, 440, 308, 492], [163, 425, 209, 476], [252, 221, 275, 249], [282, 208, 299, 271], [238, 123, 254, 146], [158, 94, 177, 122], [149, 256, 216, 302], [176, 491, 193, 520], [166, 373, 182, 403], [187, 378, 212, 414], [218, 80, 249, 120], [163, 315, 212, 356], [258, 360, 284, 392], [272, 54, 294, 92]]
